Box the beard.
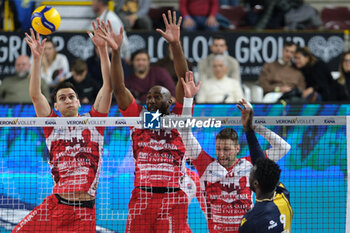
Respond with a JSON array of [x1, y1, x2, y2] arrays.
[[17, 71, 29, 78]]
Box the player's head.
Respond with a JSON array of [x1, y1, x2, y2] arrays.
[[44, 38, 57, 62], [215, 128, 240, 168], [131, 49, 150, 75], [53, 82, 80, 117], [146, 85, 172, 115], [281, 41, 297, 64], [249, 157, 281, 194], [211, 35, 227, 55], [15, 55, 31, 78]]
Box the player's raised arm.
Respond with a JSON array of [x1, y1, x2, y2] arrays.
[[25, 29, 51, 117], [255, 125, 291, 162], [156, 10, 188, 105], [237, 99, 265, 164], [179, 71, 202, 159], [89, 19, 113, 114], [97, 20, 133, 111]]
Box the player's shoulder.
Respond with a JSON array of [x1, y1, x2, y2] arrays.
[[275, 182, 290, 199]]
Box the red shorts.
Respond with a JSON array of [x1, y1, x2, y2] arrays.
[[125, 187, 189, 233], [12, 194, 96, 233]]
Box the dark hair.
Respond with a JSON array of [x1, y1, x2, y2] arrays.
[[253, 158, 281, 193], [283, 41, 296, 48], [131, 49, 149, 61], [71, 58, 87, 75], [216, 128, 239, 144], [212, 34, 227, 41], [296, 46, 317, 65], [338, 51, 350, 85], [53, 82, 78, 102], [98, 0, 109, 6]]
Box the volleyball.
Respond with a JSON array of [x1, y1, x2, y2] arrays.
[[31, 6, 61, 35]]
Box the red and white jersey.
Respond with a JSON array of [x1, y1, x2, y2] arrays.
[[42, 107, 107, 197], [120, 98, 186, 188], [193, 150, 267, 233]]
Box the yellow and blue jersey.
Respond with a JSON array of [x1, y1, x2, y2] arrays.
[[239, 183, 293, 233]]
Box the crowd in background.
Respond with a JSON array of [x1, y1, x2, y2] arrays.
[[0, 0, 349, 104]]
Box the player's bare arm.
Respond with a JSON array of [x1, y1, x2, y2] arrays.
[[156, 10, 188, 105], [89, 19, 113, 114], [179, 71, 202, 159], [97, 19, 133, 111], [25, 28, 51, 117]]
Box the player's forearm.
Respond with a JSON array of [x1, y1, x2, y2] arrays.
[[255, 125, 291, 162], [29, 57, 43, 99], [98, 46, 112, 93], [245, 129, 265, 165], [111, 49, 128, 93], [111, 49, 133, 110], [180, 97, 202, 159], [171, 42, 188, 104], [94, 46, 112, 113]]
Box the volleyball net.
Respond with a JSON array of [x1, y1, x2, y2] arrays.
[[0, 115, 347, 233]]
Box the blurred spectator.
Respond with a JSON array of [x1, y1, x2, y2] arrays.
[[92, 0, 130, 60], [114, 0, 152, 30], [125, 49, 176, 104], [196, 55, 244, 103], [11, 0, 34, 30], [246, 0, 303, 30], [295, 47, 337, 102], [41, 38, 69, 90], [0, 55, 49, 103], [86, 46, 132, 87], [259, 41, 305, 102], [335, 51, 350, 101], [180, 0, 219, 31], [198, 35, 241, 84], [152, 44, 193, 84], [64, 59, 99, 104], [219, 0, 240, 6], [284, 1, 322, 30]]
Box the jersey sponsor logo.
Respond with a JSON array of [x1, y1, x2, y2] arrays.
[[138, 139, 178, 151], [56, 146, 93, 159], [212, 214, 242, 224], [268, 220, 277, 230]]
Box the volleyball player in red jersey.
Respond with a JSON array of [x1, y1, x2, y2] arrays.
[[13, 19, 113, 233], [179, 72, 291, 233], [97, 11, 193, 233]]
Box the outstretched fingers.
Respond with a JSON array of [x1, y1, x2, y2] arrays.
[[163, 12, 169, 27]]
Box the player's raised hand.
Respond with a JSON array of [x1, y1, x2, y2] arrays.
[[24, 28, 46, 59], [237, 99, 254, 131], [156, 10, 182, 43], [180, 71, 201, 98], [89, 19, 107, 48], [96, 19, 123, 51]]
